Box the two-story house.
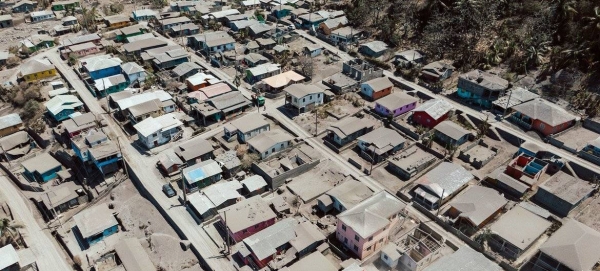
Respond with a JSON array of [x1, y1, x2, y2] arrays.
[[94, 74, 128, 97], [81, 55, 123, 80], [457, 69, 509, 108], [224, 113, 270, 143], [71, 130, 122, 175], [283, 84, 324, 113], [133, 113, 183, 149], [22, 153, 63, 183], [44, 95, 84, 122], [336, 191, 406, 260], [121, 62, 146, 84]]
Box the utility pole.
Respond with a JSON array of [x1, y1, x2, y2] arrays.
[[369, 144, 377, 175], [181, 169, 187, 205], [0, 143, 12, 167], [225, 210, 230, 255], [116, 137, 128, 180], [436, 188, 444, 216], [45, 192, 63, 230]]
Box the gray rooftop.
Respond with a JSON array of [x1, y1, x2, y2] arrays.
[[202, 181, 242, 207], [422, 246, 502, 271], [375, 91, 417, 110], [338, 191, 405, 238], [247, 130, 294, 154], [0, 113, 23, 130], [127, 99, 161, 117], [284, 83, 323, 98], [413, 99, 453, 120], [282, 251, 336, 271], [539, 219, 600, 271], [434, 120, 471, 141], [363, 76, 393, 91], [448, 186, 507, 226], [357, 127, 406, 155], [240, 175, 267, 192], [172, 62, 202, 77], [512, 98, 577, 126], [360, 40, 388, 53], [416, 162, 473, 200], [327, 117, 375, 139], [209, 91, 252, 113], [325, 179, 373, 211], [114, 238, 155, 271], [175, 136, 214, 162], [229, 113, 270, 134], [243, 218, 298, 261], [73, 203, 118, 239], [490, 205, 551, 250], [21, 153, 61, 174], [395, 50, 424, 62], [218, 195, 276, 234], [538, 171, 594, 205], [215, 150, 241, 170], [459, 69, 508, 91]]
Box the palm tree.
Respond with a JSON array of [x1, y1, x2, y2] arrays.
[[0, 218, 23, 249]]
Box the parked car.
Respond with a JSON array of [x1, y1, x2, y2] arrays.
[[162, 183, 177, 198]]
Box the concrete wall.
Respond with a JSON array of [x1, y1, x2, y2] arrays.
[[251, 158, 320, 189], [583, 118, 600, 134]]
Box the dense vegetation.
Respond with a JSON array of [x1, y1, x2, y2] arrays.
[[341, 0, 600, 113]]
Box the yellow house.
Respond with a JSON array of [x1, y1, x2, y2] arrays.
[[20, 58, 57, 82], [104, 15, 130, 28]]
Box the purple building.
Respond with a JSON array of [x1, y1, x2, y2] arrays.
[[374, 91, 418, 117]]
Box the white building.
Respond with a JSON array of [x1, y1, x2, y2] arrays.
[[30, 10, 55, 23], [134, 113, 183, 148], [247, 130, 294, 159], [284, 84, 324, 113]]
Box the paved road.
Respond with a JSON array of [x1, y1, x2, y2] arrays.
[[47, 53, 237, 271], [0, 175, 73, 271], [292, 31, 600, 175]]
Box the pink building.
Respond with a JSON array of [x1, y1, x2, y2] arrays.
[[218, 195, 276, 243], [336, 191, 406, 260], [60, 42, 100, 59]]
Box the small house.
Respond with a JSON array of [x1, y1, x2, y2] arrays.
[[534, 171, 594, 217], [0, 113, 23, 137], [115, 25, 147, 42], [359, 41, 389, 58], [261, 70, 306, 93], [172, 62, 202, 82], [158, 152, 184, 175], [51, 0, 80, 11], [326, 116, 375, 146], [20, 58, 57, 82], [421, 61, 454, 83], [158, 16, 191, 32], [12, 0, 36, 13], [131, 9, 159, 21], [489, 205, 551, 259], [126, 99, 163, 124], [20, 34, 55, 52], [73, 203, 119, 247], [510, 98, 577, 136], [122, 38, 168, 56], [329, 26, 360, 45], [283, 83, 324, 113], [240, 175, 267, 196], [360, 77, 393, 101], [103, 15, 130, 28], [245, 63, 281, 83], [422, 246, 502, 271], [30, 10, 55, 23], [133, 113, 183, 149], [393, 50, 425, 66], [318, 16, 348, 35], [433, 120, 471, 147], [186, 72, 219, 91], [62, 112, 97, 138], [0, 15, 13, 28], [374, 91, 418, 118], [357, 127, 406, 162], [224, 113, 270, 142], [44, 95, 84, 122], [60, 42, 100, 59], [412, 99, 453, 128], [174, 136, 214, 165], [121, 62, 146, 84], [217, 195, 276, 242], [412, 162, 473, 210], [243, 53, 269, 67], [182, 159, 222, 192], [187, 31, 235, 53], [114, 239, 156, 271], [447, 186, 507, 233], [22, 153, 63, 183], [532, 219, 600, 271], [95, 74, 128, 97], [247, 130, 294, 159], [303, 44, 323, 57], [298, 12, 327, 28], [317, 179, 373, 213]]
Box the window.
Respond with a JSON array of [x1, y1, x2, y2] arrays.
[[379, 239, 383, 243], [383, 255, 388, 260], [344, 237, 348, 244], [367, 246, 372, 251], [368, 236, 373, 242], [242, 229, 248, 233], [254, 225, 259, 229], [264, 151, 268, 155], [353, 245, 358, 251], [310, 95, 313, 100], [302, 98, 306, 103], [271, 148, 275, 152], [354, 235, 359, 241], [342, 225, 346, 231]]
